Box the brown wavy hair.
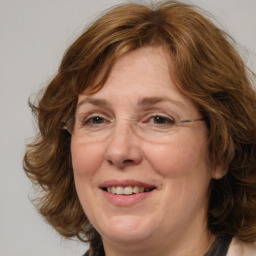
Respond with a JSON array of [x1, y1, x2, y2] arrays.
[[23, 0, 256, 253]]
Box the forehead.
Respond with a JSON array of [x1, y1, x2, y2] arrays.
[[77, 46, 198, 114], [102, 46, 172, 94]]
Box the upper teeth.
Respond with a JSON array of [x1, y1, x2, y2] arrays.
[[106, 186, 151, 195]]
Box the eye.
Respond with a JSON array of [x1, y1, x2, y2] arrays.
[[152, 116, 172, 124], [148, 115, 175, 125], [88, 116, 105, 124], [83, 115, 109, 126], [76, 113, 112, 130], [141, 114, 176, 127]]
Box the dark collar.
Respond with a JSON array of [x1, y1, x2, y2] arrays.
[[204, 234, 233, 256]]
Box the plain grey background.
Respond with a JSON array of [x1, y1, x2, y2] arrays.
[[1, 0, 255, 255]]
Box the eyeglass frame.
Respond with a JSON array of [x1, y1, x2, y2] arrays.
[[61, 114, 206, 143]]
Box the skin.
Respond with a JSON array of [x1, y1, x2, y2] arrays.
[[71, 46, 224, 256]]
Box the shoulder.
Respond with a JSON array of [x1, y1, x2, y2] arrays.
[[227, 237, 256, 256]]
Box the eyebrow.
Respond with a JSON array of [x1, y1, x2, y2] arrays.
[[138, 96, 186, 108], [77, 98, 111, 109], [77, 96, 186, 109]]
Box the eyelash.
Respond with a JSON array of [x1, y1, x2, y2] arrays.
[[80, 113, 110, 126], [145, 114, 175, 125]]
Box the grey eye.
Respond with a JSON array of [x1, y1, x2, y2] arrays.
[[151, 116, 175, 125], [82, 116, 107, 126], [91, 116, 104, 124]]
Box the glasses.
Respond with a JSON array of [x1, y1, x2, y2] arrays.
[[62, 113, 205, 143]]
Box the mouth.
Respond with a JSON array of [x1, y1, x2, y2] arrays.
[[100, 180, 157, 196], [103, 185, 156, 195], [100, 180, 157, 206]]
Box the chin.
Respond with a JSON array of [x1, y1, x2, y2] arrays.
[[97, 214, 157, 244]]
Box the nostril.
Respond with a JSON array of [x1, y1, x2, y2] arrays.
[[107, 159, 114, 165], [107, 158, 135, 168], [123, 159, 133, 164]]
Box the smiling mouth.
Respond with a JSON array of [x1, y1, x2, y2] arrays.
[[103, 186, 156, 195]]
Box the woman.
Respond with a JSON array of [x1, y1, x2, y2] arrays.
[[24, 1, 256, 255]]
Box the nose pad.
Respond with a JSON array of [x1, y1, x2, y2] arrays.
[[104, 122, 143, 169]]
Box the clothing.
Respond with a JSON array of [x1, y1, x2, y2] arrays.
[[204, 234, 233, 256], [83, 235, 256, 256]]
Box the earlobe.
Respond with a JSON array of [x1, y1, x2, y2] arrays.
[[212, 163, 228, 180]]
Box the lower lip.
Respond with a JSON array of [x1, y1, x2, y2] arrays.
[[102, 190, 155, 207]]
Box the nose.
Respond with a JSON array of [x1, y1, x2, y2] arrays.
[[105, 121, 143, 169]]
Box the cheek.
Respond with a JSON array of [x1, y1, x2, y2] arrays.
[[145, 134, 210, 179], [71, 140, 104, 179], [146, 135, 212, 216]]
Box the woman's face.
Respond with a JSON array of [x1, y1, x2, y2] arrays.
[[71, 46, 222, 253]]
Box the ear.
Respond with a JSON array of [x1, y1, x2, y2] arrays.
[[211, 163, 228, 180]]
